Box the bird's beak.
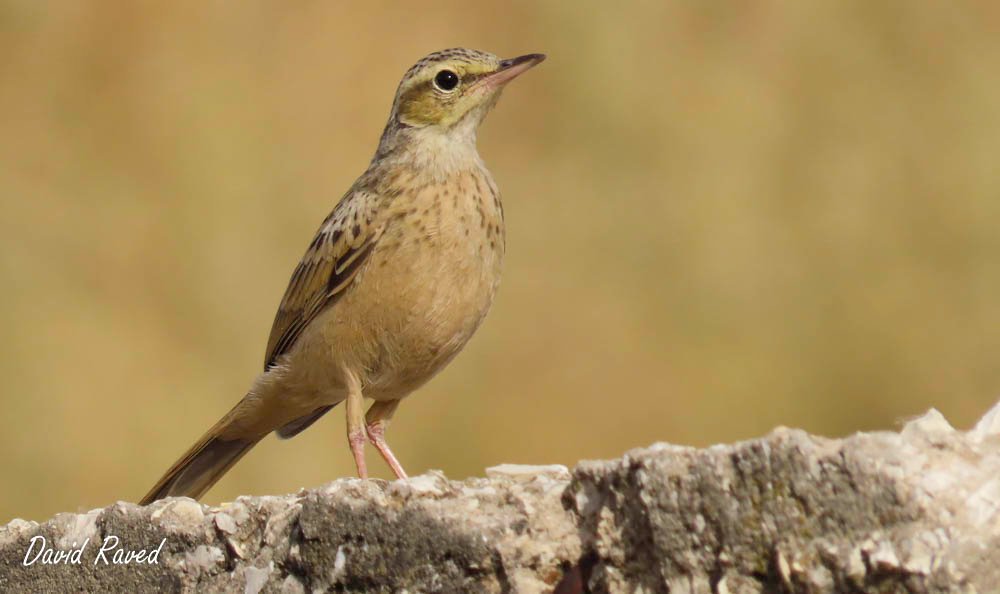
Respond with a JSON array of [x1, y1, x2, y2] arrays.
[[478, 53, 546, 91]]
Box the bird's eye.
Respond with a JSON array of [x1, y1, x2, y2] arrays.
[[434, 70, 459, 91]]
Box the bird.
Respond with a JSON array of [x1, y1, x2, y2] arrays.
[[139, 48, 545, 505]]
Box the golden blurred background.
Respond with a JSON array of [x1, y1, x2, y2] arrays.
[[2, 1, 999, 522]]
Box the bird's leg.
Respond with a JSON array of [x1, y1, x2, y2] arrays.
[[365, 400, 408, 480], [345, 376, 368, 479]]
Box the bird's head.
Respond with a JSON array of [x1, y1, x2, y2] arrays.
[[388, 48, 545, 135]]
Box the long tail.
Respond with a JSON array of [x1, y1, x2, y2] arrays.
[[139, 402, 265, 505]]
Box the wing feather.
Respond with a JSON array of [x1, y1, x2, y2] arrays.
[[264, 191, 382, 370]]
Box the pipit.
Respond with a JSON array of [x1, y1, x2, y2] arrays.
[[140, 48, 545, 504]]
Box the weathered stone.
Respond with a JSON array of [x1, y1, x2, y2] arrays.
[[3, 402, 999, 593]]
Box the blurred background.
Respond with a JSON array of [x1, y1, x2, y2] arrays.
[[1, 1, 999, 522]]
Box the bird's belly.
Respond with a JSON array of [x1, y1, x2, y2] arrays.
[[305, 212, 503, 401], [278, 166, 506, 404], [357, 227, 503, 399]]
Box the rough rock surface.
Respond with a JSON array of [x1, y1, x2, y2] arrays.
[[3, 402, 1000, 593]]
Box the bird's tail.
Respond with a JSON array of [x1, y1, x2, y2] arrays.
[[139, 401, 265, 505]]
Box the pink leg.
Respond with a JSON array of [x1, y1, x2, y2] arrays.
[[367, 421, 408, 480], [348, 427, 368, 479], [345, 376, 368, 479], [365, 399, 408, 480]]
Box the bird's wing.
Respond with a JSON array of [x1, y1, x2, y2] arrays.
[[264, 190, 383, 371]]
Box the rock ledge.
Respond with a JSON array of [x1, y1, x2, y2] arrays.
[[3, 403, 1000, 593]]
